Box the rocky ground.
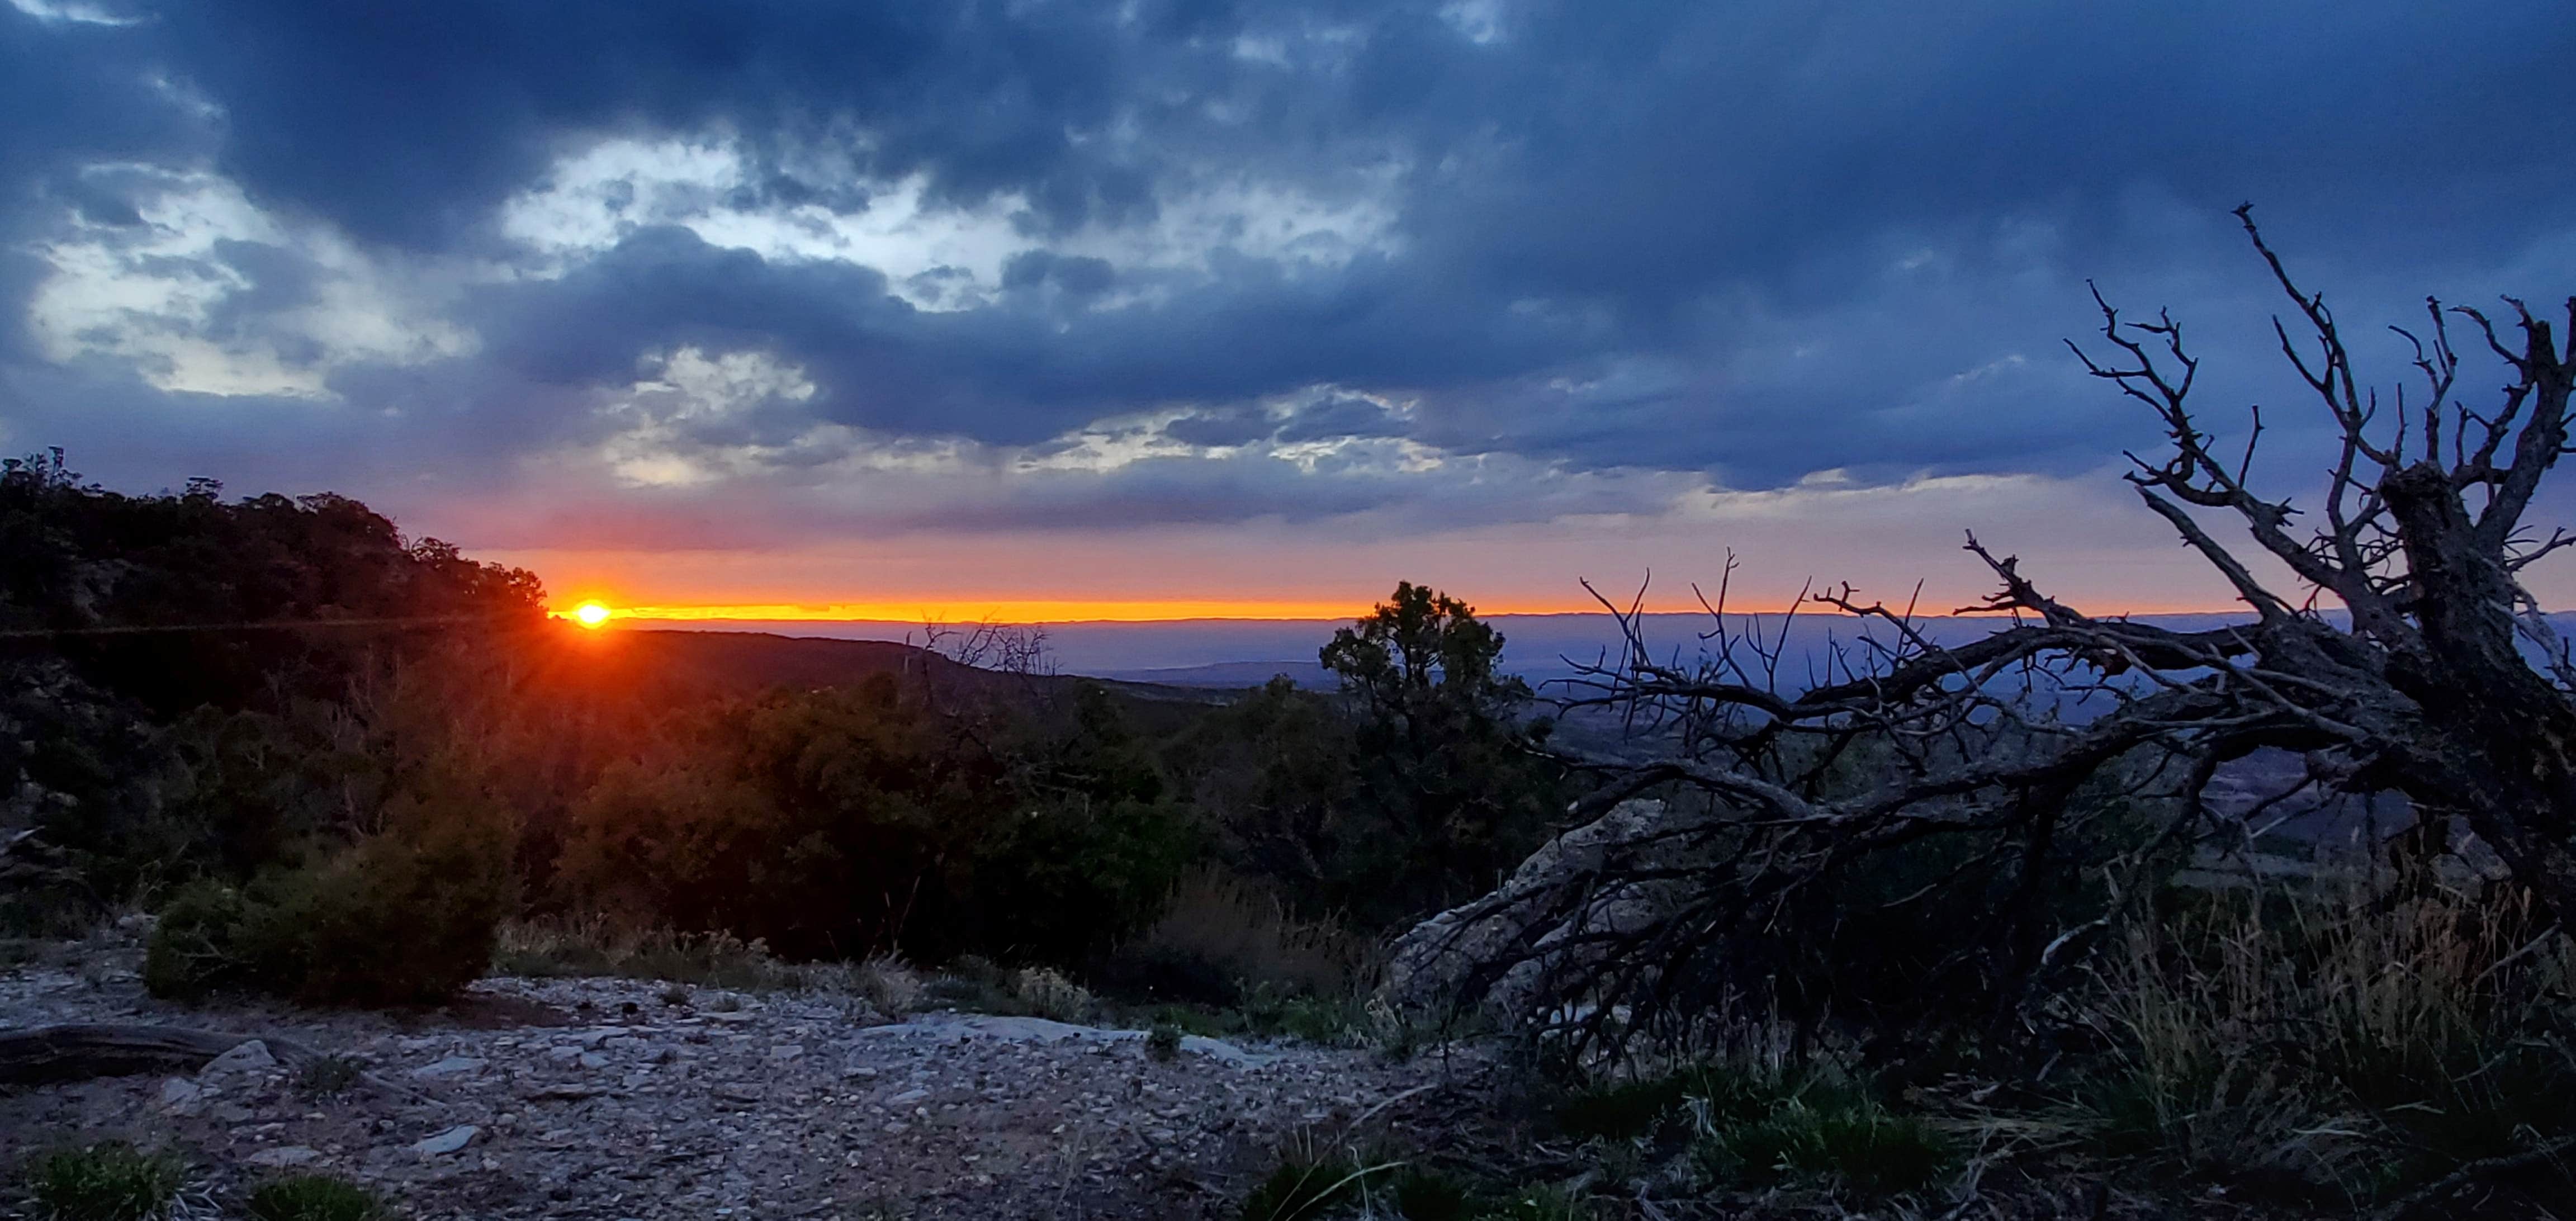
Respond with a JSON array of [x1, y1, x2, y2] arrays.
[[0, 945, 1491, 1219]]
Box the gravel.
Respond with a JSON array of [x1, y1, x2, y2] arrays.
[[0, 950, 1483, 1219]]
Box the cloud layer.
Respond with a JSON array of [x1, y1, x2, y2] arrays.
[[3, 0, 2572, 609]]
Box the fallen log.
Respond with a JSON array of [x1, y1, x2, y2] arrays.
[[0, 1023, 436, 1106], [0, 1023, 320, 1085]]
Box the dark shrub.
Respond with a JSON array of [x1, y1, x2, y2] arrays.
[[556, 678, 1191, 967], [1167, 585, 1571, 936], [144, 773, 511, 1007], [287, 783, 512, 1006], [140, 879, 255, 1000]]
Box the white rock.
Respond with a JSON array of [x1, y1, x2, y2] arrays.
[[410, 1125, 481, 1156], [201, 1039, 276, 1076], [1177, 1034, 1270, 1068], [248, 1146, 321, 1168], [159, 1077, 204, 1107], [856, 1014, 1278, 1068], [411, 1056, 488, 1080]]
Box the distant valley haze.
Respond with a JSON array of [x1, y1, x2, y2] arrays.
[[643, 610, 2262, 689]]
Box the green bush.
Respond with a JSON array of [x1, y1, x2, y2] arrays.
[[243, 1175, 387, 1221], [18, 1142, 191, 1221], [295, 785, 512, 1006], [143, 778, 511, 1007], [141, 879, 255, 1000], [1167, 586, 1570, 935], [555, 678, 1192, 968]]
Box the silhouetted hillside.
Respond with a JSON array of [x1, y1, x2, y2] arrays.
[[573, 630, 1228, 736]]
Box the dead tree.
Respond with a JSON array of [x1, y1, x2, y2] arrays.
[[1433, 208, 2576, 1056]]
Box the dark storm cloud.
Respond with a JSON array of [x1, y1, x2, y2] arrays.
[[471, 226, 1583, 446], [1163, 407, 1274, 449], [1274, 395, 1403, 443], [1001, 251, 1116, 299], [1, 0, 2572, 527]]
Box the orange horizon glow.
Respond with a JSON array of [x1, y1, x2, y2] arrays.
[[550, 596, 2270, 625], [599, 599, 1473, 624]]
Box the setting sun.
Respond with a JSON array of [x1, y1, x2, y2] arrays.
[[572, 601, 612, 628]]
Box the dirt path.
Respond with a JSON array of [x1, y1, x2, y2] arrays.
[[0, 955, 1483, 1219]]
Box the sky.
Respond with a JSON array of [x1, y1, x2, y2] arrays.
[[3, 0, 2572, 623]]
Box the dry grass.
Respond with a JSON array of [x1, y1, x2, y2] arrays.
[[917, 956, 1097, 1021], [493, 916, 924, 1017], [1110, 868, 1375, 1002], [2070, 881, 2576, 1203], [495, 916, 795, 990], [1008, 966, 1093, 1021], [851, 953, 924, 1016]]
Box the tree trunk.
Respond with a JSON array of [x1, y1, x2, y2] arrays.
[[2384, 460, 2576, 922]]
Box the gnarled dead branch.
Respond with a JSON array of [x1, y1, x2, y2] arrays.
[[1416, 210, 2576, 1065]]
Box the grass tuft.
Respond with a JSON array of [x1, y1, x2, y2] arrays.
[[1692, 1094, 1955, 1198], [242, 1175, 387, 1221], [292, 1054, 366, 1100], [1236, 1135, 1400, 1221], [20, 1142, 196, 1221], [1550, 1058, 1958, 1203]]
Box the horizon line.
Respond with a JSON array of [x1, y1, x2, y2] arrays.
[[567, 599, 2267, 626]]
